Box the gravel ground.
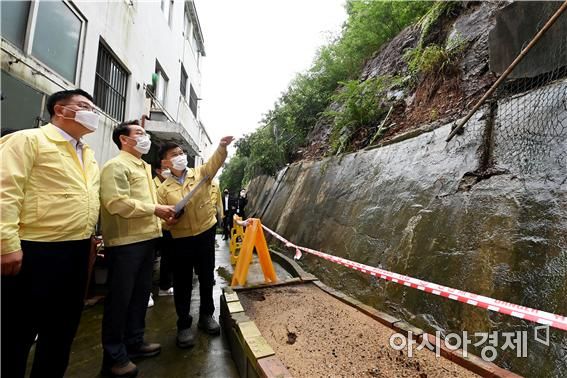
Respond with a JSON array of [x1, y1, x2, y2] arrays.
[[239, 284, 479, 378]]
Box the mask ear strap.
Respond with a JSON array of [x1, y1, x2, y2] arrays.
[[54, 104, 68, 118]]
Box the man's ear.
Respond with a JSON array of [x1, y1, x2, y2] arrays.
[[119, 134, 129, 147], [53, 104, 65, 118]]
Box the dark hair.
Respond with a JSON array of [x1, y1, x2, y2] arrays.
[[1, 128, 19, 137], [112, 119, 140, 149], [158, 141, 181, 161], [46, 89, 94, 118]]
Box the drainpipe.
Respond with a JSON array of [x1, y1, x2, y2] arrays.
[[141, 114, 150, 129]]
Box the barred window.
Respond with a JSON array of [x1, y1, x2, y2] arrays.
[[93, 42, 128, 121], [180, 65, 188, 98], [189, 84, 198, 118]]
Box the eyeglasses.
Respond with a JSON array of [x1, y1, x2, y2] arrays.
[[64, 102, 99, 114]]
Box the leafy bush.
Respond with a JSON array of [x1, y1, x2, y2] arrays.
[[325, 76, 401, 154], [221, 1, 432, 188], [404, 38, 466, 78], [219, 154, 248, 192]]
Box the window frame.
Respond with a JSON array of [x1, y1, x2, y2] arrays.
[[93, 40, 130, 122], [17, 0, 87, 85], [189, 83, 198, 118], [155, 60, 169, 105], [180, 64, 188, 99], [183, 8, 192, 40], [161, 0, 173, 27]]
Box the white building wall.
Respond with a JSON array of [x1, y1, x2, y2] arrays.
[[1, 0, 210, 165]]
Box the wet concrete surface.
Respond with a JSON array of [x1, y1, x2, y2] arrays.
[[27, 234, 290, 377]]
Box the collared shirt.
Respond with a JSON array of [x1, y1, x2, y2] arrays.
[[0, 124, 100, 254], [174, 169, 187, 185], [100, 150, 161, 247], [52, 124, 83, 166]]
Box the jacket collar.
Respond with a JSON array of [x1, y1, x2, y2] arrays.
[[119, 150, 145, 166], [41, 123, 73, 143], [41, 123, 91, 150], [163, 168, 196, 187]]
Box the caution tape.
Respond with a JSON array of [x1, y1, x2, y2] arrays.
[[261, 224, 567, 332]]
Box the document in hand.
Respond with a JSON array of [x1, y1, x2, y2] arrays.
[[174, 175, 210, 218]]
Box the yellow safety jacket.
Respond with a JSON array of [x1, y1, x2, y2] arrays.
[[100, 151, 161, 247], [153, 176, 163, 190], [157, 145, 227, 238], [0, 124, 100, 254], [210, 179, 223, 220]]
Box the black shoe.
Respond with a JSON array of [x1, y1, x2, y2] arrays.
[[177, 328, 196, 348], [198, 315, 221, 335], [101, 361, 138, 377], [127, 342, 161, 359]]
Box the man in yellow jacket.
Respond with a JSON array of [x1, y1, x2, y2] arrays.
[[99, 120, 176, 377], [210, 179, 224, 228], [152, 161, 173, 298], [1, 89, 101, 377], [157, 136, 233, 348]]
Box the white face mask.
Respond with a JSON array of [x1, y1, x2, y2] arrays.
[[62, 107, 99, 131], [171, 154, 188, 170], [129, 135, 151, 154], [161, 169, 172, 179]]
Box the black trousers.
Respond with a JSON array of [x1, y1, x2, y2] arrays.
[[158, 231, 173, 290], [222, 213, 233, 239], [172, 225, 216, 330], [1, 239, 90, 378], [101, 239, 156, 367]]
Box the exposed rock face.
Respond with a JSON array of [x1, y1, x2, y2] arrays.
[[489, 1, 567, 78], [451, 1, 505, 100], [248, 79, 567, 377], [361, 24, 420, 81], [306, 2, 510, 159]]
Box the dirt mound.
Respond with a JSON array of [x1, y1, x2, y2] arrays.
[[240, 284, 478, 378]]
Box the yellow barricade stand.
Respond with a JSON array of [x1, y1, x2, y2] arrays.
[[229, 215, 245, 265], [231, 218, 277, 287]]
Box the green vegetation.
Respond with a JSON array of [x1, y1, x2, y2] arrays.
[[417, 1, 463, 48], [404, 39, 465, 78], [404, 1, 467, 79], [325, 76, 401, 154], [221, 1, 432, 190]]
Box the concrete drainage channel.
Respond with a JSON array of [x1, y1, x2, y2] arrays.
[[220, 251, 522, 378]]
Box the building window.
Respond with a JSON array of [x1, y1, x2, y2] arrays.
[[93, 42, 129, 121], [32, 1, 83, 82], [191, 29, 199, 58], [1, 1, 31, 50], [189, 84, 198, 118], [155, 61, 168, 104], [180, 65, 188, 98], [161, 0, 173, 26], [183, 9, 192, 39], [0, 1, 85, 83], [1, 71, 46, 133]]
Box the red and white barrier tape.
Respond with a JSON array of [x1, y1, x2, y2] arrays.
[[262, 224, 567, 331]]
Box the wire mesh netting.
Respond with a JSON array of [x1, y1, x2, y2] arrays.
[[449, 2, 567, 177], [489, 2, 567, 176]]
